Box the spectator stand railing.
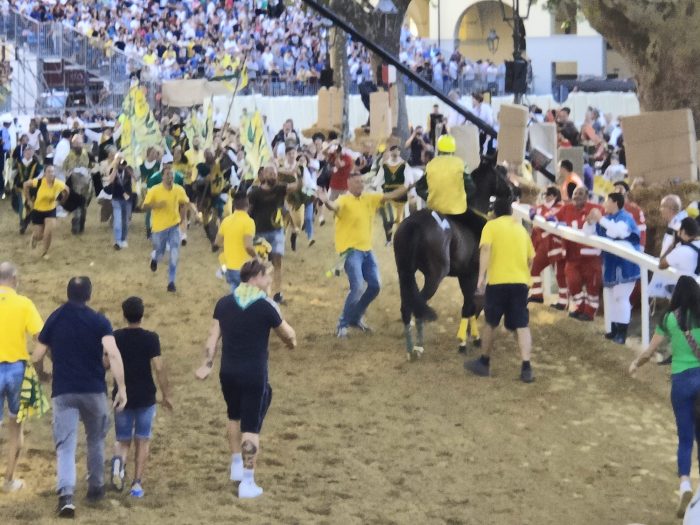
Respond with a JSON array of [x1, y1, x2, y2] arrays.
[[513, 202, 693, 349], [0, 8, 158, 116]]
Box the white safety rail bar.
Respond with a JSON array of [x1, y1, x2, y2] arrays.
[[512, 203, 695, 349]]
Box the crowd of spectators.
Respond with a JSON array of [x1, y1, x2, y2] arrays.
[[5, 0, 507, 95]]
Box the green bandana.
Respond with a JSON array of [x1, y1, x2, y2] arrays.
[[234, 283, 267, 309]]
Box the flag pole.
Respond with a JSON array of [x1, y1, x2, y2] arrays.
[[223, 49, 250, 130]]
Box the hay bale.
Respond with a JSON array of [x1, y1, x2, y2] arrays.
[[630, 181, 700, 255]]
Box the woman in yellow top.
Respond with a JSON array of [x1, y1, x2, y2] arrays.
[[22, 165, 69, 259]]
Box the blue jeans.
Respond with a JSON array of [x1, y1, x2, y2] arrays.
[[671, 367, 700, 476], [338, 250, 380, 328], [226, 269, 241, 293], [111, 198, 132, 243], [304, 202, 314, 240], [0, 361, 26, 422], [151, 225, 181, 284], [52, 393, 110, 496], [114, 404, 156, 441]]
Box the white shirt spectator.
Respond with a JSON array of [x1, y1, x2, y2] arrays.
[[666, 240, 700, 276]]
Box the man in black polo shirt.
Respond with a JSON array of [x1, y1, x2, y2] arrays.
[[195, 260, 296, 499], [33, 277, 127, 518]]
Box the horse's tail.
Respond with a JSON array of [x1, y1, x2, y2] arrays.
[[394, 215, 438, 323]]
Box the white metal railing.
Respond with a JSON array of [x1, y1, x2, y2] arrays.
[[512, 203, 694, 349]]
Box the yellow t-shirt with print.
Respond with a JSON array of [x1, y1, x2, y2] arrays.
[[143, 183, 189, 233], [217, 210, 256, 271], [32, 178, 66, 212], [334, 192, 383, 254], [0, 286, 44, 363], [480, 215, 535, 285]]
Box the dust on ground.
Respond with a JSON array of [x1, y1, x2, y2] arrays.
[[0, 200, 690, 525]]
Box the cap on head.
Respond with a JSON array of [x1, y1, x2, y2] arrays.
[[437, 134, 456, 154]]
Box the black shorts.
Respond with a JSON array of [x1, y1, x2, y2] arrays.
[[484, 284, 529, 331], [219, 373, 272, 434], [30, 208, 57, 225]]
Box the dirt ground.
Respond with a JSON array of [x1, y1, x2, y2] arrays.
[[0, 199, 693, 525]]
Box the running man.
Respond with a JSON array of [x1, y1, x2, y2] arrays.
[[142, 167, 190, 292], [215, 192, 257, 292], [195, 260, 296, 499]]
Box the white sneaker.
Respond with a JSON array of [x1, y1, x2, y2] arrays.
[[238, 480, 263, 499], [2, 479, 24, 493], [120, 241, 129, 248], [230, 459, 243, 482]]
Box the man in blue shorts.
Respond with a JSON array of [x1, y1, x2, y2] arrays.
[[0, 262, 43, 493], [110, 297, 172, 498], [196, 260, 296, 498]]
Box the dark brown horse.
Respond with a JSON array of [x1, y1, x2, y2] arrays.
[[393, 159, 513, 359]]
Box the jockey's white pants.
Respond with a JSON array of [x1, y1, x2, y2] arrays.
[[608, 281, 636, 324]]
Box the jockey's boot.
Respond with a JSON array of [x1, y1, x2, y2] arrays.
[[613, 323, 628, 345]]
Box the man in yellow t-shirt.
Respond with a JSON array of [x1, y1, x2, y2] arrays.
[[143, 168, 190, 293], [0, 262, 44, 492], [215, 193, 257, 292], [465, 196, 536, 383], [318, 171, 410, 338]]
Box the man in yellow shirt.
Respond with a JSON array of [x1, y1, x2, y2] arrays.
[[215, 193, 257, 292], [0, 262, 44, 492], [318, 171, 410, 338], [465, 196, 536, 383], [143, 167, 190, 292]]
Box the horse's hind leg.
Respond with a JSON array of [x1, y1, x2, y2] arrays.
[[403, 323, 414, 360], [457, 273, 480, 353]]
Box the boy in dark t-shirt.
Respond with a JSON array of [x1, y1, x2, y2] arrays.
[[110, 297, 172, 498]]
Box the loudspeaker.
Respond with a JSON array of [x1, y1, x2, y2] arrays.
[[505, 60, 527, 94], [320, 68, 334, 88]]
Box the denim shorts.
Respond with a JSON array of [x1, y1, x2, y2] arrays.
[[114, 404, 156, 441], [258, 229, 285, 256], [226, 269, 241, 293], [0, 361, 26, 422]]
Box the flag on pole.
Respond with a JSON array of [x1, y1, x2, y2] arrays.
[[118, 84, 163, 168], [240, 110, 272, 177], [210, 63, 249, 94]]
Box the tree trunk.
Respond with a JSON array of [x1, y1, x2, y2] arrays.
[[328, 0, 412, 142], [331, 27, 351, 140], [580, 0, 700, 129]]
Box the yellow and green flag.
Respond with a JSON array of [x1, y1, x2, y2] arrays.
[[119, 84, 163, 168], [240, 110, 272, 178]]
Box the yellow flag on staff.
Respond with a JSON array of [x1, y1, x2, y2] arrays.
[[204, 97, 215, 149], [593, 175, 615, 199], [119, 84, 163, 168], [240, 110, 272, 177]]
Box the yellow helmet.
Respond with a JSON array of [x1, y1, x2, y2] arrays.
[[377, 143, 387, 154], [437, 134, 456, 153]]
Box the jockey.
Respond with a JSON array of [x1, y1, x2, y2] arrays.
[[420, 134, 469, 216]]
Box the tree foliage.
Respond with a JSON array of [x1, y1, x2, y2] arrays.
[[540, 0, 700, 127]]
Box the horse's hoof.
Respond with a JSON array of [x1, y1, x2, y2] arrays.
[[457, 343, 467, 354], [406, 352, 414, 362], [473, 339, 482, 348]]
